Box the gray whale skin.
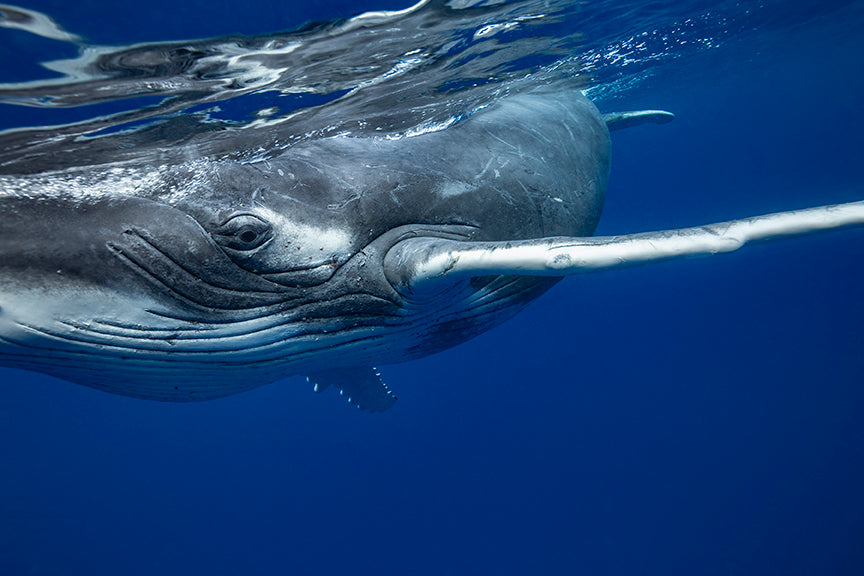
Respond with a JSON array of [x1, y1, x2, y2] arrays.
[[1, 90, 862, 411]]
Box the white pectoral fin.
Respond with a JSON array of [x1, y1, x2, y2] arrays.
[[388, 200, 864, 293], [602, 110, 675, 131]]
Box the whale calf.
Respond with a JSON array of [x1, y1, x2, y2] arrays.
[[1, 89, 862, 410]]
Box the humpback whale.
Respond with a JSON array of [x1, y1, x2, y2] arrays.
[[1, 89, 862, 411]]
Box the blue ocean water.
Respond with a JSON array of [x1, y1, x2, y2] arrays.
[[0, 0, 862, 574]]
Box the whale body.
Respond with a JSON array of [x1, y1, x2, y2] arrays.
[[1, 89, 862, 410]]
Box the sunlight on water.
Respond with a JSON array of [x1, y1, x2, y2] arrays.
[[0, 0, 857, 173]]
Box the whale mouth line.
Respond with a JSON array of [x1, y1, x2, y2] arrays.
[[6, 295, 403, 355], [2, 275, 536, 363], [225, 249, 348, 288], [107, 242, 282, 314], [107, 230, 296, 313]]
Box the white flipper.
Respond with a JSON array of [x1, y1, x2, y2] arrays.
[[603, 110, 675, 131], [387, 200, 864, 293], [307, 367, 397, 412]]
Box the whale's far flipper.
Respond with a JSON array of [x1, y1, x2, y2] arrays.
[[308, 367, 397, 412], [603, 110, 675, 131]]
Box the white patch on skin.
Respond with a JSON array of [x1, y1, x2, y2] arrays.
[[256, 206, 352, 265], [434, 181, 473, 199], [0, 282, 173, 343]]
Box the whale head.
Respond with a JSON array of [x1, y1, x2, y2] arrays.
[[0, 89, 610, 401]]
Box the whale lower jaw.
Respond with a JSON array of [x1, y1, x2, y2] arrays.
[[0, 275, 553, 401]]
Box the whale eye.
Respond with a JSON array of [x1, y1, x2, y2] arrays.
[[213, 214, 272, 251]]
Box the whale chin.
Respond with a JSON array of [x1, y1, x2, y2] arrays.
[[0, 274, 557, 401]]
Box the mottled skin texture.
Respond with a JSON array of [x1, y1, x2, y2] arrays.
[[0, 89, 610, 400]]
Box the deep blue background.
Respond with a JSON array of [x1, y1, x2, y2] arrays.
[[1, 1, 863, 575]]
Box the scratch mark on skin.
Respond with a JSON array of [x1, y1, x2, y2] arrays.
[[475, 157, 496, 181], [483, 127, 519, 151], [515, 124, 553, 146], [388, 184, 408, 208], [493, 158, 509, 180], [327, 194, 363, 210], [562, 107, 593, 140], [561, 122, 576, 146], [489, 184, 517, 206]]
